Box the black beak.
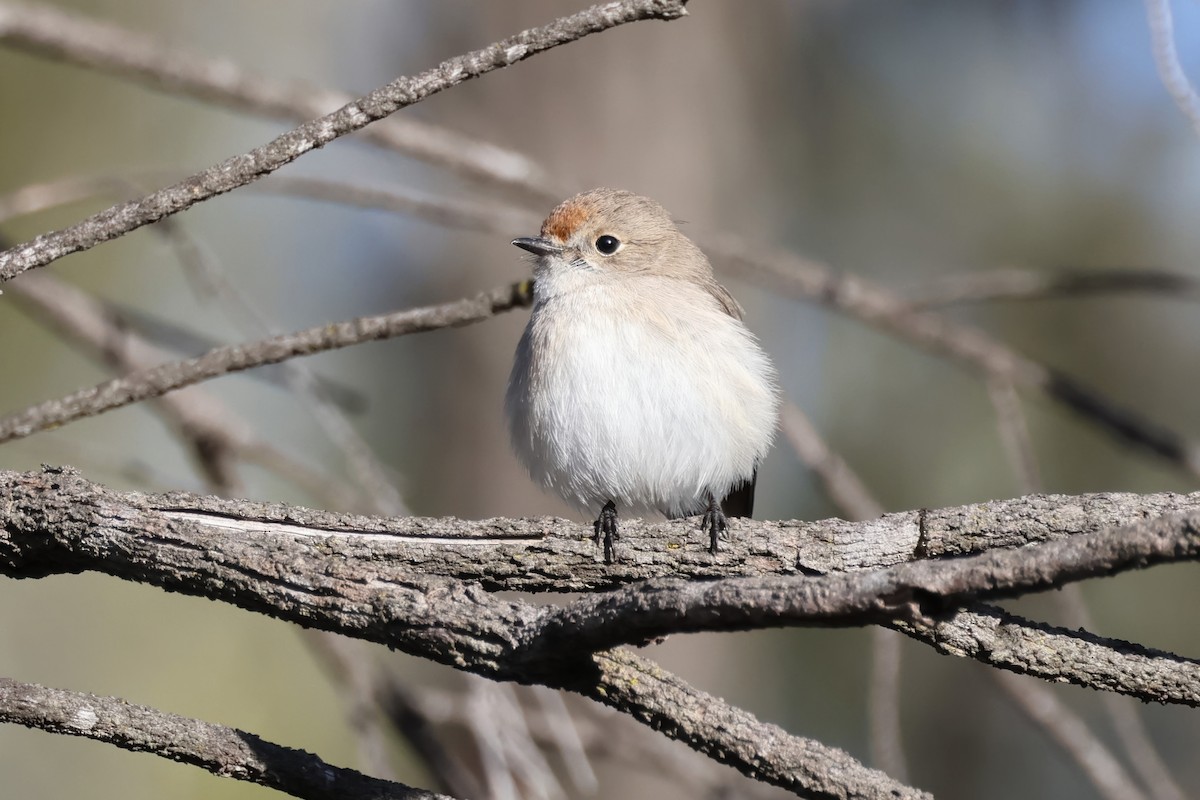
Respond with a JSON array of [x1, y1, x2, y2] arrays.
[[512, 236, 563, 257]]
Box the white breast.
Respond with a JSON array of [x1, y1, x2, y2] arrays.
[[506, 273, 779, 517]]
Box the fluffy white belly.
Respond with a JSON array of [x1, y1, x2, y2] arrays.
[[506, 281, 778, 517]]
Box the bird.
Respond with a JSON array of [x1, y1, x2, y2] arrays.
[[505, 188, 780, 561]]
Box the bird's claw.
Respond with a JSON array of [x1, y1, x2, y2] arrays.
[[593, 500, 619, 563]]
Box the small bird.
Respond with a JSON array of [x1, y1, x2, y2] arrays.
[[505, 188, 780, 561]]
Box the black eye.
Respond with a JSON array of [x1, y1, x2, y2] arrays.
[[595, 235, 621, 255]]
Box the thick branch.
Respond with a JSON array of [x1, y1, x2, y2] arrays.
[[0, 677, 445, 800], [1, 467, 1198, 710], [66, 478, 1200, 590], [0, 0, 687, 282], [0, 467, 921, 799], [528, 510, 1200, 654]]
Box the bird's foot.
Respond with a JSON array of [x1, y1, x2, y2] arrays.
[[593, 500, 619, 563], [700, 492, 727, 554]]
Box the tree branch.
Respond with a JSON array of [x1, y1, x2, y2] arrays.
[[906, 266, 1200, 308], [895, 602, 1200, 705], [0, 466, 926, 799], [2, 467, 1199, 707], [0, 0, 688, 282], [0, 0, 562, 202], [0, 282, 531, 445], [527, 510, 1200, 655], [0, 676, 446, 800], [7, 467, 1199, 794], [706, 237, 1200, 478]]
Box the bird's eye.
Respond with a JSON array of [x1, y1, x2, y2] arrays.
[[594, 235, 621, 255]]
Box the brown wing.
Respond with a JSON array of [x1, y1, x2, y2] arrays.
[[702, 278, 745, 320], [703, 277, 754, 517], [720, 471, 756, 519]]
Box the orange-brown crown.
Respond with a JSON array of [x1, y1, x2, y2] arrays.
[[540, 195, 597, 242]]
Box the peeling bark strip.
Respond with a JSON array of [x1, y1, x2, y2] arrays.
[[0, 0, 690, 282]]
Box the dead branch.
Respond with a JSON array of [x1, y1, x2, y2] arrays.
[[0, 676, 446, 800], [0, 0, 688, 282]]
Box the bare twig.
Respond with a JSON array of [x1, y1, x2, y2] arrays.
[[9, 269, 248, 493], [529, 688, 598, 794], [777, 401, 908, 781], [866, 630, 907, 783], [992, 671, 1147, 800], [255, 175, 538, 237], [0, 173, 140, 220], [987, 377, 1042, 495], [1052, 586, 1188, 800], [779, 400, 883, 521], [179, 171, 1200, 485], [1145, 0, 1200, 138], [0, 0, 688, 282], [982, 365, 1149, 800], [0, 676, 446, 800], [0, 1, 561, 203], [908, 266, 1200, 308], [0, 282, 532, 445], [705, 237, 1200, 479], [305, 632, 486, 799]]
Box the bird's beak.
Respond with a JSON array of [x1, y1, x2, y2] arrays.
[[512, 237, 564, 257]]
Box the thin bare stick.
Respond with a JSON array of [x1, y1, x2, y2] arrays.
[[993, 672, 1147, 800], [207, 174, 1200, 484], [255, 175, 537, 237], [0, 0, 688, 282], [1145, 0, 1200, 138], [908, 266, 1200, 308], [1053, 585, 1188, 800], [780, 399, 883, 521], [305, 632, 486, 799], [0, 173, 139, 220], [143, 201, 408, 514], [707, 237, 1200, 478], [0, 676, 447, 800], [5, 270, 362, 508], [0, 1, 557, 202], [0, 282, 532, 445], [987, 378, 1042, 495], [778, 401, 909, 780], [985, 351, 1185, 800]]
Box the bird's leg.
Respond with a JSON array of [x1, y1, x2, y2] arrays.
[[700, 491, 727, 554], [593, 500, 619, 563]]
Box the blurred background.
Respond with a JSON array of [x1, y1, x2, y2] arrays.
[[2, 1, 1200, 798]]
